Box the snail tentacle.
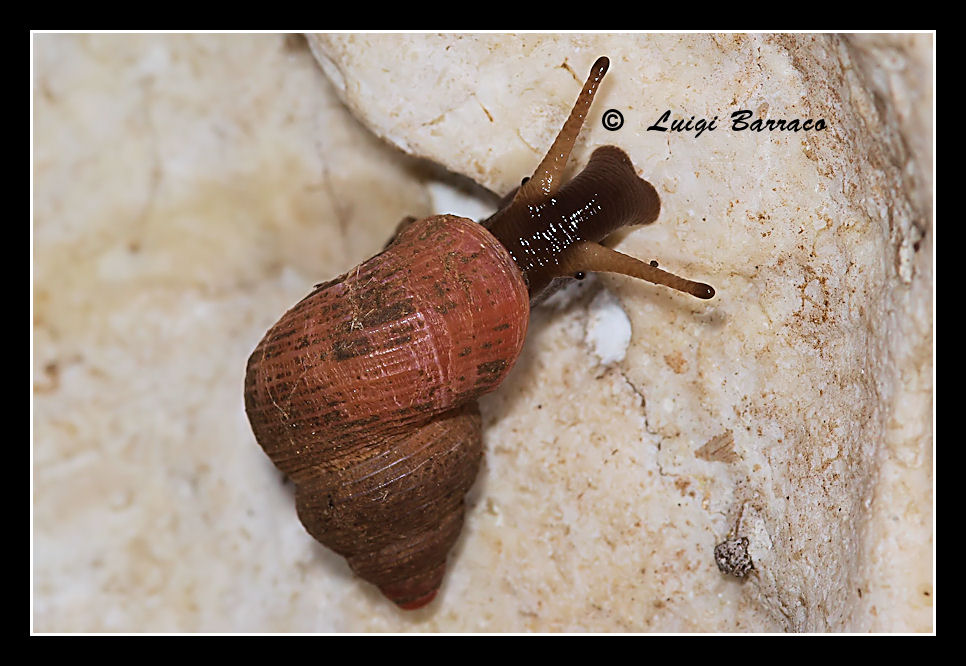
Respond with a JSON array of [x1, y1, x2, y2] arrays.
[[559, 241, 715, 299], [513, 56, 610, 203]]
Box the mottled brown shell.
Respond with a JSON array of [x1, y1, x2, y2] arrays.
[[244, 214, 529, 608]]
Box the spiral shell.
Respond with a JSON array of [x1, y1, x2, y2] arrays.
[[244, 214, 529, 607]]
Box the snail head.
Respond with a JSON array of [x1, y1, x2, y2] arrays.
[[483, 57, 715, 302]]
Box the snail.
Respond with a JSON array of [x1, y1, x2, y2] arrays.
[[243, 56, 714, 610]]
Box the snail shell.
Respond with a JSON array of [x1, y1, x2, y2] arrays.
[[244, 216, 528, 608]]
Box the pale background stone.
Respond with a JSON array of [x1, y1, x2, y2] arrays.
[[33, 32, 933, 632]]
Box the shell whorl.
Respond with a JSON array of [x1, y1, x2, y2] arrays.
[[296, 401, 482, 608], [243, 215, 530, 607]]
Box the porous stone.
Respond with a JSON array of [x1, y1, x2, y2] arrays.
[[33, 33, 933, 633], [33, 33, 434, 632], [309, 33, 933, 632]]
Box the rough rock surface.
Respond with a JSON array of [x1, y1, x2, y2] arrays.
[[308, 33, 934, 631], [33, 33, 932, 632], [33, 34, 434, 631]]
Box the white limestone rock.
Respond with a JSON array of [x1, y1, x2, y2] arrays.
[[308, 33, 933, 632], [32, 32, 933, 634], [33, 34, 434, 632]]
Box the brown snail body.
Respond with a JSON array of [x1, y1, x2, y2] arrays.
[[244, 57, 714, 610]]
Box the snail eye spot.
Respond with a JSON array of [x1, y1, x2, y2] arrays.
[[574, 272, 586, 280]]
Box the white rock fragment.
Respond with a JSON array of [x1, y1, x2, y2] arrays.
[[584, 288, 632, 366], [426, 179, 497, 221]]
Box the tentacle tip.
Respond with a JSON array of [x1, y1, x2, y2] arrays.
[[593, 56, 610, 75], [693, 283, 715, 300]]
